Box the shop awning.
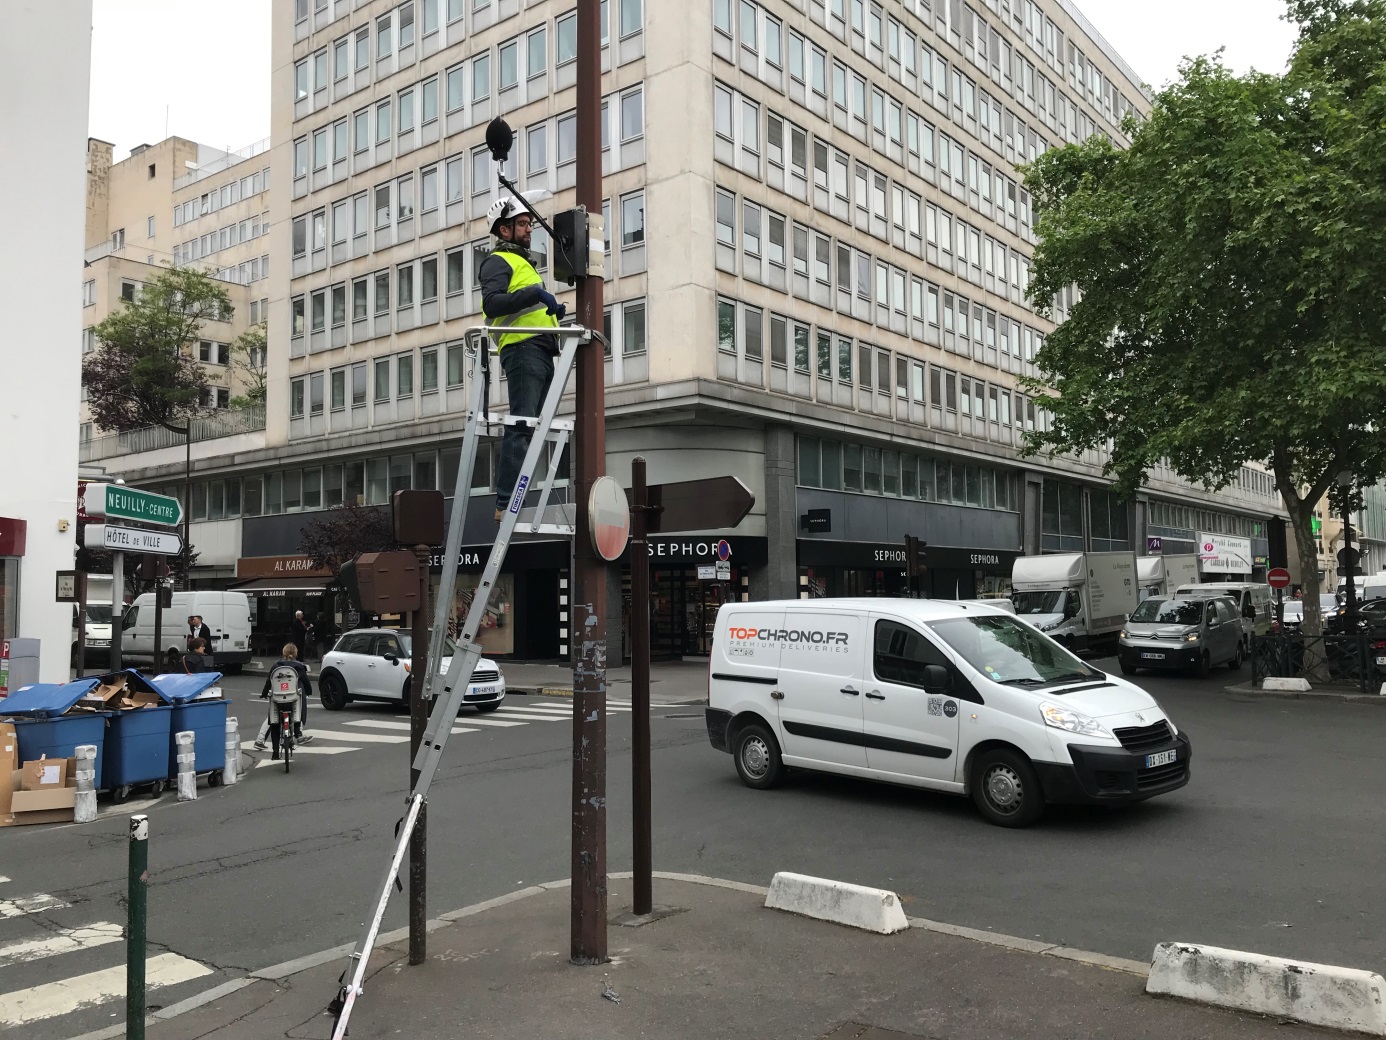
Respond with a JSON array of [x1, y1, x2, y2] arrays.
[[230, 576, 330, 595]]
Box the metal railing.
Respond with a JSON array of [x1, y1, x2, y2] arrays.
[[79, 404, 266, 463], [173, 137, 272, 190], [1251, 633, 1380, 694]]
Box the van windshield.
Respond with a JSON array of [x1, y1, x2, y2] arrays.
[[1129, 599, 1201, 625], [84, 605, 114, 624], [1012, 590, 1068, 616], [926, 615, 1103, 689]]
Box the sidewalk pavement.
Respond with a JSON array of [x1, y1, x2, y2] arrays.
[[244, 657, 709, 704], [126, 873, 1336, 1040]]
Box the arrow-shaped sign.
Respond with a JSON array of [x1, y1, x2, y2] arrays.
[[644, 476, 755, 534], [83, 524, 183, 556]]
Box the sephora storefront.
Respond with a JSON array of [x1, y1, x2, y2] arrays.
[[798, 540, 1022, 601]]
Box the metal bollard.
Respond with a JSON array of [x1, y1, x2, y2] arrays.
[[128, 815, 149, 1040], [223, 716, 241, 785], [175, 731, 197, 801], [73, 744, 98, 824]]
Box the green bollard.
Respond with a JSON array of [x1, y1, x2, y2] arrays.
[[128, 814, 149, 1040]]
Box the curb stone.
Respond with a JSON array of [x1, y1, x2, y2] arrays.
[[1223, 682, 1386, 705]]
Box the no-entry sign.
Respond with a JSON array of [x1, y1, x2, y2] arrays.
[[589, 476, 630, 562], [1267, 567, 1292, 590]]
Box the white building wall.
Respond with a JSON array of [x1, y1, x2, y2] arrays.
[[0, 0, 93, 680]]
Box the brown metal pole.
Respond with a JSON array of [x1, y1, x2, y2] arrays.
[[76, 571, 87, 676], [571, 0, 608, 965], [151, 555, 164, 671], [631, 458, 652, 915], [409, 545, 430, 965]]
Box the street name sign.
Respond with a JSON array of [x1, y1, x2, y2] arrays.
[[82, 483, 182, 527], [83, 524, 183, 556]]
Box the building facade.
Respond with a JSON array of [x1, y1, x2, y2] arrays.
[[104, 0, 1286, 658]]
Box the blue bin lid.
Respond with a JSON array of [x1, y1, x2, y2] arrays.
[[0, 678, 102, 718], [150, 673, 224, 702]]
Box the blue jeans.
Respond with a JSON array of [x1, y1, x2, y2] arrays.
[[496, 341, 555, 511]]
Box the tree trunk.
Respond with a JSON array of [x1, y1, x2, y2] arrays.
[[1288, 499, 1329, 683]]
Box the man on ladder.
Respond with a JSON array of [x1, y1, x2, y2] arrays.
[[479, 195, 567, 523]]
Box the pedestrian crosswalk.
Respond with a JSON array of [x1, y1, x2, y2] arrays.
[[250, 698, 634, 769], [0, 876, 212, 1032]]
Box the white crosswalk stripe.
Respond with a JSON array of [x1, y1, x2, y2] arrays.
[[0, 953, 211, 1027], [255, 745, 356, 767], [305, 728, 410, 744], [0, 923, 123, 969], [0, 895, 67, 919]]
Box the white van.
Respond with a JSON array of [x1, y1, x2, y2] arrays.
[[121, 591, 253, 672], [706, 599, 1190, 827], [1336, 574, 1386, 604], [1173, 583, 1273, 652]]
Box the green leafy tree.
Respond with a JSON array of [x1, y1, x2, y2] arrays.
[[82, 266, 232, 432], [1020, 0, 1386, 647], [228, 322, 267, 411]]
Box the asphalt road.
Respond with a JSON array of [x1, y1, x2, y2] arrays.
[[3, 663, 1384, 1038]]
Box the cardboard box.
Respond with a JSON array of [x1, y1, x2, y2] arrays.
[[2, 756, 77, 827], [0, 723, 16, 825], [20, 756, 68, 791], [78, 675, 128, 709]]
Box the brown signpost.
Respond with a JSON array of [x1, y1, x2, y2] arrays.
[[628, 466, 754, 914]]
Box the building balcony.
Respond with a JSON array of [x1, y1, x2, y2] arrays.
[[80, 404, 266, 465]]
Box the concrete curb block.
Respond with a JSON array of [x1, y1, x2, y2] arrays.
[[1224, 682, 1386, 705], [764, 871, 909, 934], [1147, 941, 1386, 1035], [1262, 677, 1312, 692]]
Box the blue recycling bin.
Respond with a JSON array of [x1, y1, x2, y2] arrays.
[[95, 671, 175, 795], [0, 679, 108, 781], [152, 673, 227, 779]]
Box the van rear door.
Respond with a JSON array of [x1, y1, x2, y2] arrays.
[[774, 609, 868, 770]]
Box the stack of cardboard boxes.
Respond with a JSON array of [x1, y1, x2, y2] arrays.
[[0, 723, 79, 827]]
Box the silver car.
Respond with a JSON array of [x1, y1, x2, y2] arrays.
[[1118, 596, 1243, 677]]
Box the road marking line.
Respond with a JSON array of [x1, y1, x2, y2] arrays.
[[305, 729, 410, 744], [255, 746, 356, 767], [0, 952, 211, 1027], [501, 705, 631, 717], [0, 877, 9, 885], [449, 727, 479, 735], [344, 720, 412, 730], [449, 717, 525, 728], [0, 895, 67, 919], [0, 923, 123, 968], [490, 711, 569, 722]]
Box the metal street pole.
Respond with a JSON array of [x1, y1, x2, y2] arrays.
[[127, 815, 149, 1040], [630, 459, 652, 915], [408, 544, 430, 965], [110, 551, 124, 672], [571, 0, 608, 966], [76, 571, 88, 675], [183, 428, 192, 591], [150, 555, 165, 671]]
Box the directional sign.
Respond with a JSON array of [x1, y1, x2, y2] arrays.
[[82, 483, 182, 527], [83, 524, 183, 556], [645, 476, 755, 535], [1267, 567, 1292, 590]]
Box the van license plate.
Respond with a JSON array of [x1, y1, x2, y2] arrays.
[[1145, 749, 1178, 768], [1376, 657, 1386, 667], [1140, 652, 1165, 660]]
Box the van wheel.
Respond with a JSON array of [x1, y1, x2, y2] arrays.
[[1228, 643, 1244, 671], [319, 674, 349, 711], [1194, 651, 1211, 678], [970, 748, 1045, 828], [732, 723, 784, 790], [1119, 661, 1138, 676]]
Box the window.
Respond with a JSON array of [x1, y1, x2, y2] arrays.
[[291, 378, 305, 418], [717, 298, 737, 353], [311, 291, 326, 332], [399, 1, 415, 47], [715, 189, 735, 245], [422, 77, 438, 124], [765, 16, 781, 66], [293, 216, 307, 256], [295, 60, 309, 101], [292, 296, 305, 336], [353, 193, 368, 236], [603, 191, 640, 251], [397, 175, 414, 219], [715, 0, 732, 34], [421, 257, 438, 301], [397, 262, 414, 308], [715, 85, 734, 140], [838, 337, 852, 382], [377, 13, 393, 57], [447, 343, 465, 386], [421, 167, 439, 213], [527, 27, 547, 78], [499, 39, 519, 90], [356, 27, 369, 69], [374, 269, 390, 313], [353, 277, 368, 319], [874, 620, 949, 687], [421, 348, 439, 392], [332, 284, 346, 326], [557, 12, 577, 64], [473, 53, 491, 101], [377, 99, 392, 143], [375, 183, 392, 227], [621, 88, 643, 141], [527, 125, 547, 174], [740, 0, 756, 50], [623, 302, 646, 355], [375, 358, 391, 401], [146, 215, 155, 238], [331, 369, 346, 410], [557, 114, 577, 164], [620, 0, 641, 37], [399, 88, 415, 133], [352, 363, 367, 407], [398, 353, 414, 396], [446, 248, 466, 294], [310, 373, 324, 416], [82, 280, 94, 306]]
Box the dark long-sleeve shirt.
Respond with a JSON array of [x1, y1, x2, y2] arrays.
[[478, 249, 559, 354]]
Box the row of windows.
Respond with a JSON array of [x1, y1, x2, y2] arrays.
[[797, 433, 1023, 511], [1237, 466, 1277, 499], [173, 215, 269, 266], [1148, 501, 1263, 541], [172, 167, 270, 227]]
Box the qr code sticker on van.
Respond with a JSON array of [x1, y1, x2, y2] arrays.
[[927, 696, 943, 716]]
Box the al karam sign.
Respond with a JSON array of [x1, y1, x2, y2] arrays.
[[1198, 533, 1253, 573]]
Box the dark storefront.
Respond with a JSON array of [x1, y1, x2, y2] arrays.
[[427, 540, 568, 660], [627, 537, 767, 657], [798, 540, 1022, 601]]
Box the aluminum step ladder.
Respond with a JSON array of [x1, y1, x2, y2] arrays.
[[329, 322, 593, 1039]]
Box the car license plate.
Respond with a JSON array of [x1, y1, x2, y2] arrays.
[[1377, 657, 1386, 667], [1145, 749, 1178, 768], [470, 684, 497, 696], [1141, 652, 1165, 660]]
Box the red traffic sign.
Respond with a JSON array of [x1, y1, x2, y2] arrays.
[[589, 476, 630, 562], [1267, 567, 1292, 590]]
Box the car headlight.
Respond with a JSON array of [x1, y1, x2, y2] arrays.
[[1184, 632, 1200, 642], [1119, 629, 1129, 639], [1040, 702, 1114, 740]]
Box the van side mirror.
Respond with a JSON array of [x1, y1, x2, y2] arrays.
[[923, 664, 951, 692]]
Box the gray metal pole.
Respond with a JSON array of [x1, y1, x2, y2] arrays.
[[409, 544, 430, 965]]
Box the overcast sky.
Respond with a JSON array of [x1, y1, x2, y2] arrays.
[[87, 0, 1299, 160]]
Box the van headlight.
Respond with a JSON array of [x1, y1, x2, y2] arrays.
[[1183, 632, 1200, 643], [1040, 702, 1114, 740], [1119, 629, 1129, 639]]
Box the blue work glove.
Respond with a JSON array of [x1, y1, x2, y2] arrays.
[[536, 290, 564, 318]]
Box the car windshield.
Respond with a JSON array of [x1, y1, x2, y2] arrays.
[[1011, 590, 1067, 616], [395, 633, 460, 658], [1129, 599, 1201, 625], [927, 615, 1103, 689], [84, 605, 114, 624]]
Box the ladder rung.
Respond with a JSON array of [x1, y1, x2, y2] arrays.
[[517, 524, 575, 537], [478, 413, 574, 432]]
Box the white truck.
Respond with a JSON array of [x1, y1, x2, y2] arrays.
[[1011, 552, 1139, 650], [1136, 555, 1201, 600]]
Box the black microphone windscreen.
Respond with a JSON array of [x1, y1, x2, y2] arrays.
[[485, 118, 514, 160]]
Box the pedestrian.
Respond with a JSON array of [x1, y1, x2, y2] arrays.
[[291, 610, 309, 659], [479, 194, 566, 523], [186, 614, 212, 651], [181, 637, 212, 674], [255, 642, 315, 752]]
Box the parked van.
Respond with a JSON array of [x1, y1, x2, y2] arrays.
[[1173, 583, 1272, 652], [1010, 552, 1138, 650], [121, 591, 253, 671], [1335, 573, 1386, 604], [71, 574, 116, 668], [705, 599, 1191, 827], [1136, 555, 1200, 600]]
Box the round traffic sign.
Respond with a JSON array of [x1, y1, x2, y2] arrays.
[[1267, 567, 1292, 590], [588, 476, 630, 562]]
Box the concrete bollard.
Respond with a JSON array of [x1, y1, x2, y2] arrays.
[[223, 716, 241, 785], [175, 730, 197, 801], [73, 744, 98, 824]]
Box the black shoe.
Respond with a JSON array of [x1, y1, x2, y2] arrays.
[[271, 752, 280, 760]]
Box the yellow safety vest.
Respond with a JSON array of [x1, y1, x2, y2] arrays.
[[482, 250, 560, 350]]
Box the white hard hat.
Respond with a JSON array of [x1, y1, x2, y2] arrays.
[[487, 189, 552, 234]]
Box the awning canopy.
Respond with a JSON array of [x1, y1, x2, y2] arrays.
[[230, 576, 329, 595]]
